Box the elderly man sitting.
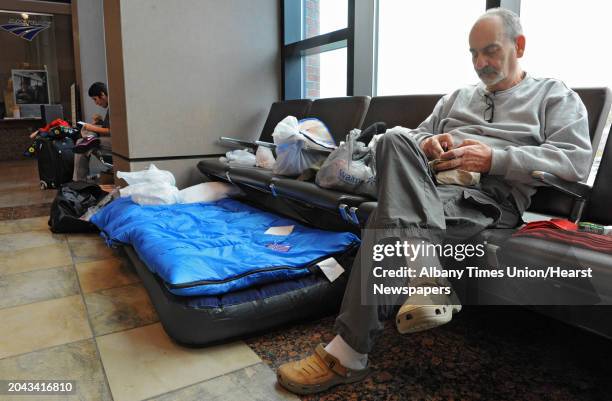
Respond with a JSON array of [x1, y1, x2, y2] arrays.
[[277, 7, 591, 395]]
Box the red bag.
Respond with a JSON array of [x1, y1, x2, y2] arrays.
[[40, 118, 70, 133], [513, 219, 612, 253]]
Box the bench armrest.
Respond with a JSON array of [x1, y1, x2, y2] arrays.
[[531, 171, 592, 222], [218, 137, 258, 149], [531, 171, 591, 200]]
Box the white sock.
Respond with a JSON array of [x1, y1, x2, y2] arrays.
[[324, 335, 368, 370]]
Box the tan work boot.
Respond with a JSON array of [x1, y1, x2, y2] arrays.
[[277, 344, 370, 395], [396, 292, 462, 334]]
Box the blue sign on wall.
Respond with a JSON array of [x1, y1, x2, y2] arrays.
[[1, 18, 51, 41]]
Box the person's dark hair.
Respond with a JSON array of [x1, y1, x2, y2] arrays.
[[88, 82, 108, 98]]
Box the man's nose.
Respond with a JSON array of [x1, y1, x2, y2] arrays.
[[474, 54, 488, 70]]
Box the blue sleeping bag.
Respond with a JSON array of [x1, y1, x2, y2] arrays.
[[91, 197, 359, 296]]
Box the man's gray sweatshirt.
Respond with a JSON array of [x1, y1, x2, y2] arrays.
[[407, 75, 592, 214]]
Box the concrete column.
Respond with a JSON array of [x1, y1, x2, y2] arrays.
[[103, 0, 281, 187]]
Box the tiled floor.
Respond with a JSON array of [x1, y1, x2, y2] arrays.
[[0, 161, 296, 401], [0, 218, 296, 401], [0, 160, 57, 221]]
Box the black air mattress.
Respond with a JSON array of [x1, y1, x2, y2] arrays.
[[124, 246, 353, 345]]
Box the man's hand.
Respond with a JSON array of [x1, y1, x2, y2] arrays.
[[434, 139, 492, 173], [420, 133, 454, 160]]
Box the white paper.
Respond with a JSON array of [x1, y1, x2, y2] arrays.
[[264, 225, 294, 236], [318, 257, 345, 282]]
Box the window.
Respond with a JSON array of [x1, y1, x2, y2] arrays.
[[318, 47, 347, 98], [300, 0, 348, 42], [520, 0, 612, 183], [283, 0, 353, 99], [376, 0, 485, 95], [303, 46, 348, 99], [520, 1, 612, 90]]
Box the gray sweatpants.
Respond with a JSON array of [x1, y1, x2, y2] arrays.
[[334, 130, 520, 354], [73, 136, 112, 181]]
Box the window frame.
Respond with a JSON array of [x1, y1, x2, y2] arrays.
[[281, 0, 355, 100]]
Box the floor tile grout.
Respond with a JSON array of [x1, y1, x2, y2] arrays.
[[140, 360, 264, 401], [79, 277, 143, 296], [0, 263, 74, 280], [71, 242, 115, 401], [0, 337, 93, 363], [93, 321, 160, 340], [0, 282, 79, 312]]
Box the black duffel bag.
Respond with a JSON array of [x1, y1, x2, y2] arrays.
[[49, 181, 107, 233]]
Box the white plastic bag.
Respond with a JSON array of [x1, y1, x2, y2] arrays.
[[315, 128, 383, 197], [255, 146, 276, 169], [121, 182, 181, 205], [178, 182, 242, 203], [116, 164, 176, 187], [219, 149, 256, 166], [272, 116, 335, 176], [272, 116, 300, 145], [116, 164, 180, 205], [273, 140, 325, 176]]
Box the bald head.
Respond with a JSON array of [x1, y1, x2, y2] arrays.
[[476, 8, 523, 42]]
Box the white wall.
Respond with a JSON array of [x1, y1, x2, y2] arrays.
[[103, 0, 280, 187], [106, 0, 280, 162], [75, 0, 108, 120]]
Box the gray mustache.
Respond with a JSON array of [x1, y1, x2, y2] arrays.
[[478, 66, 498, 76]]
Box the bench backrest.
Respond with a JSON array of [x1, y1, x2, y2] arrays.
[[583, 124, 612, 225], [307, 96, 370, 144], [259, 99, 312, 143], [360, 94, 442, 130]]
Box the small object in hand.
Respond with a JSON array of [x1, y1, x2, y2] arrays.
[[429, 159, 480, 186], [74, 136, 101, 154], [92, 113, 104, 126]]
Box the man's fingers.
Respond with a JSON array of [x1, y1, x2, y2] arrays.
[[433, 158, 462, 171], [440, 147, 465, 160], [458, 139, 481, 147], [430, 140, 444, 158], [439, 133, 454, 150]]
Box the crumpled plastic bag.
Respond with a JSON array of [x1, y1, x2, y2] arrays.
[[178, 182, 243, 203], [116, 164, 175, 186], [429, 159, 481, 186], [315, 122, 386, 197], [116, 164, 180, 205], [120, 182, 181, 205], [219, 149, 256, 166], [255, 146, 275, 169], [116, 164, 245, 206], [272, 116, 336, 176]]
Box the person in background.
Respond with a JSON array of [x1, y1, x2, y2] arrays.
[[73, 82, 111, 181]]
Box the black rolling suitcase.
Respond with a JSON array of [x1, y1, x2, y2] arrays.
[[36, 137, 75, 189]]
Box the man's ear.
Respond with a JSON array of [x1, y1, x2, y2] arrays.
[[515, 35, 526, 58]]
